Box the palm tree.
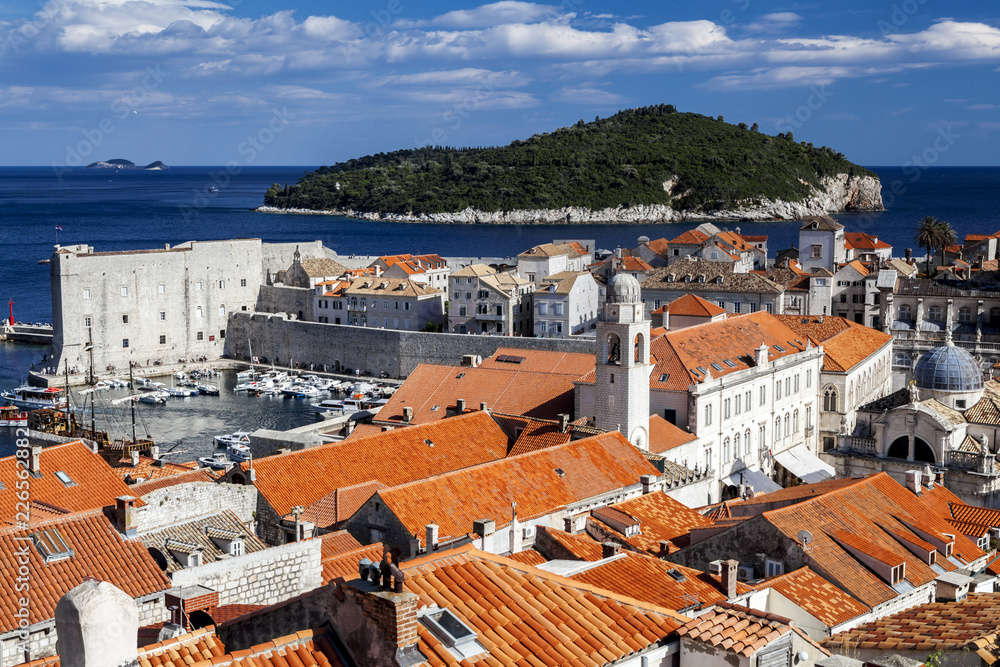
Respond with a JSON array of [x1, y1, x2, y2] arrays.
[[914, 216, 940, 277], [935, 219, 957, 269]]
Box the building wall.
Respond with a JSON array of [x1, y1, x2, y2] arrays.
[[258, 284, 313, 322], [226, 312, 591, 378], [168, 537, 322, 607], [136, 482, 258, 535], [642, 287, 783, 319]]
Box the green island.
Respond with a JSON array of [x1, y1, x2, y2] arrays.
[[263, 105, 880, 220]]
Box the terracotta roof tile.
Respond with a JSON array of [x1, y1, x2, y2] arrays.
[[662, 294, 726, 317], [676, 603, 825, 658], [375, 431, 660, 543], [844, 232, 892, 251], [668, 230, 710, 245], [0, 441, 146, 520], [643, 262, 783, 294], [506, 418, 574, 457], [110, 455, 198, 485], [317, 530, 363, 559], [757, 566, 869, 627], [246, 410, 510, 517], [507, 549, 548, 566], [403, 546, 688, 666], [647, 415, 697, 455], [774, 315, 892, 373], [297, 480, 387, 530], [321, 542, 386, 585], [589, 491, 713, 556], [141, 509, 266, 573], [0, 510, 171, 633], [824, 593, 1000, 653]]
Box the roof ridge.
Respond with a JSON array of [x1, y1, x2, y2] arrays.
[[760, 473, 889, 518]]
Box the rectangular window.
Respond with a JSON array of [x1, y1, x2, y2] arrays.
[[120, 286, 128, 297], [84, 317, 91, 328], [196, 282, 203, 291], [404, 302, 411, 311], [724, 399, 731, 420], [749, 302, 758, 313], [705, 404, 713, 426], [539, 303, 548, 315], [765, 302, 773, 313], [83, 289, 91, 299], [735, 394, 741, 414], [240, 279, 247, 287], [554, 303, 564, 316], [495, 305, 503, 316], [811, 244, 822, 259], [159, 311, 166, 321], [539, 322, 547, 333], [196, 306, 203, 318], [403, 319, 409, 329], [794, 375, 800, 392], [122, 314, 128, 324], [122, 338, 129, 348], [459, 306, 467, 316], [785, 378, 791, 394], [815, 278, 827, 286], [776, 381, 781, 400], [159, 335, 166, 345], [219, 280, 225, 289], [766, 559, 784, 577], [158, 284, 165, 294], [220, 329, 226, 339], [718, 301, 726, 309], [219, 306, 226, 317], [806, 369, 812, 387], [760, 386, 766, 405], [196, 331, 204, 341], [554, 322, 563, 334], [733, 302, 741, 314]]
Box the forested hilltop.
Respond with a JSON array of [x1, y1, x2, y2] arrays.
[[263, 105, 881, 221]]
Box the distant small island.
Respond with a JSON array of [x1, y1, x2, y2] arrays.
[[85, 159, 169, 170]]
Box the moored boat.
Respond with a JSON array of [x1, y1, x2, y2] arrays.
[[1, 385, 67, 410], [0, 406, 28, 426]]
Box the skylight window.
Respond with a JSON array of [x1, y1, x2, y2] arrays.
[[54, 471, 75, 487], [424, 439, 434, 447], [33, 528, 74, 563], [659, 374, 670, 382], [431, 405, 439, 411], [773, 345, 786, 353], [667, 568, 687, 582], [554, 468, 566, 477], [723, 359, 737, 368], [697, 366, 708, 374], [418, 607, 487, 660], [710, 363, 723, 372]]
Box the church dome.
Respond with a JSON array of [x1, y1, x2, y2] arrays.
[[607, 272, 642, 305], [913, 343, 983, 392]]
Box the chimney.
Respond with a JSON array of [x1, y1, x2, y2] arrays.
[[755, 344, 769, 368], [640, 474, 656, 494], [906, 470, 923, 495], [559, 413, 570, 433], [456, 398, 466, 413], [720, 559, 739, 599], [659, 540, 670, 558], [602, 542, 621, 559], [149, 445, 159, 460], [28, 444, 41, 473], [56, 580, 139, 667], [116, 496, 138, 538], [425, 523, 439, 551], [480, 402, 489, 412], [905, 248, 913, 261], [402, 406, 414, 423], [129, 450, 139, 467]]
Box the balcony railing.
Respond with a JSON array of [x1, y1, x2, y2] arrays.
[[845, 437, 877, 455], [946, 450, 994, 473]]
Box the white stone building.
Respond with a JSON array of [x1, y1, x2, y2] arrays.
[[448, 264, 533, 335], [373, 254, 450, 291], [798, 216, 847, 274], [640, 261, 786, 318], [533, 271, 599, 338], [343, 277, 445, 331], [516, 242, 591, 285]]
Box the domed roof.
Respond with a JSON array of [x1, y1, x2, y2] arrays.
[[607, 272, 642, 305], [913, 343, 983, 392]]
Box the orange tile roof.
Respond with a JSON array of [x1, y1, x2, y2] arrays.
[[774, 315, 892, 373], [663, 293, 726, 317], [110, 455, 198, 484], [375, 431, 660, 542], [297, 480, 387, 530], [647, 312, 811, 391], [0, 510, 171, 633], [647, 414, 697, 455], [205, 604, 266, 625], [758, 566, 869, 627], [823, 593, 1000, 654], [677, 603, 825, 658], [842, 259, 871, 276], [618, 256, 653, 271], [376, 357, 588, 425], [948, 502, 1000, 532], [506, 548, 548, 566], [246, 411, 510, 517], [592, 491, 713, 556], [669, 229, 710, 245], [321, 542, 386, 585], [478, 347, 596, 375], [844, 232, 892, 251], [0, 441, 146, 521], [572, 552, 748, 613], [317, 530, 363, 559], [537, 525, 607, 561], [402, 546, 689, 667], [742, 234, 768, 243], [645, 238, 671, 255], [505, 417, 574, 457]]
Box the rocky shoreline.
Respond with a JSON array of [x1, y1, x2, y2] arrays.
[[256, 173, 883, 225]]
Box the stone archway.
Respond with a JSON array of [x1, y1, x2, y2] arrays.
[[913, 437, 935, 464], [888, 436, 909, 459]]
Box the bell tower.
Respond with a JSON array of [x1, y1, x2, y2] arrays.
[[595, 273, 651, 450]]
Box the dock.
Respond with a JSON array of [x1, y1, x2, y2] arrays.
[[1, 322, 53, 344]]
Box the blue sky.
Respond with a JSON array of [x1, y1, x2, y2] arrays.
[[1, 0, 998, 167]]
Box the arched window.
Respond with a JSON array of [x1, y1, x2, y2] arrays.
[[605, 333, 621, 366], [733, 433, 741, 460], [898, 304, 912, 320], [824, 386, 838, 412], [793, 410, 799, 433], [723, 438, 730, 462], [992, 307, 1000, 327], [633, 332, 645, 364], [775, 417, 782, 441], [759, 424, 766, 452], [928, 305, 942, 321], [959, 307, 972, 323], [784, 414, 790, 437], [745, 429, 752, 455]]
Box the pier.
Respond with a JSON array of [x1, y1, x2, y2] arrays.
[[1, 322, 53, 344]]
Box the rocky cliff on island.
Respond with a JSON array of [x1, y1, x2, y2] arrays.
[[85, 159, 169, 170], [261, 105, 883, 224]]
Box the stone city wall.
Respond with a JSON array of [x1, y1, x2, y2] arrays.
[[137, 482, 258, 534], [225, 311, 594, 378], [169, 537, 322, 607]]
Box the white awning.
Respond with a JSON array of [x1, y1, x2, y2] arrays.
[[725, 468, 781, 495], [773, 445, 835, 484]]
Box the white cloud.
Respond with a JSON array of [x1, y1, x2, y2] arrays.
[[703, 66, 853, 91], [968, 103, 997, 110], [743, 12, 803, 34], [369, 68, 529, 88], [551, 86, 625, 105], [425, 2, 561, 29]]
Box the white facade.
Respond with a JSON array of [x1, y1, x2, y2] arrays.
[[533, 272, 599, 338], [799, 218, 847, 274]]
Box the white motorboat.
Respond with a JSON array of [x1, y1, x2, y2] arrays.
[[138, 391, 168, 404], [164, 386, 196, 397], [197, 383, 220, 395], [310, 378, 333, 391], [174, 371, 187, 380], [215, 430, 252, 447], [228, 442, 251, 461], [198, 450, 235, 470], [134, 377, 154, 389], [310, 398, 367, 415], [295, 385, 321, 398], [1, 385, 67, 410]]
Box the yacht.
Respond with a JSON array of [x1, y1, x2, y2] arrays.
[[198, 450, 235, 470], [214, 430, 252, 448], [197, 383, 220, 395], [0, 406, 28, 427], [1, 385, 67, 410]]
